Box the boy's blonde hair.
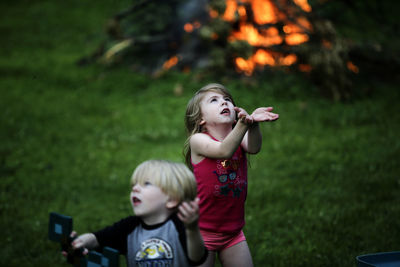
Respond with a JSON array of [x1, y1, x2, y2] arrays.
[[131, 160, 197, 203], [183, 83, 236, 169]]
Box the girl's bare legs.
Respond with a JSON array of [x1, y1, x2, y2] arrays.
[[218, 241, 253, 267], [199, 250, 216, 267]]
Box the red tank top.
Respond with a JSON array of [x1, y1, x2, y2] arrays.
[[192, 135, 248, 233]]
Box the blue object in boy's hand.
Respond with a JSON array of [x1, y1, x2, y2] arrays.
[[49, 212, 120, 267], [87, 247, 119, 267], [48, 212, 85, 266], [48, 212, 72, 242]]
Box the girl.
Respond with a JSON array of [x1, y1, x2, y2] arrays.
[[184, 83, 279, 266]]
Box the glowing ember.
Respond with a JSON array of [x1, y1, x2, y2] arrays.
[[280, 54, 298, 66], [184, 23, 194, 33], [298, 64, 312, 72], [210, 9, 219, 19], [163, 56, 178, 69], [322, 39, 332, 49], [285, 33, 309, 45], [347, 61, 359, 73], [184, 21, 202, 33]]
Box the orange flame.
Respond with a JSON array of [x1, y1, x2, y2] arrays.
[[253, 49, 275, 66], [293, 0, 312, 12], [223, 0, 238, 21], [235, 49, 276, 76], [230, 25, 283, 46], [251, 0, 279, 24], [221, 0, 312, 75]]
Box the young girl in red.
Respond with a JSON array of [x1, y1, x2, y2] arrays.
[[184, 83, 279, 266]]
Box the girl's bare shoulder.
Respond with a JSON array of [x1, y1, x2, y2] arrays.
[[190, 132, 210, 143]]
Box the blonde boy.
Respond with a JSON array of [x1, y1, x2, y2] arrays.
[[66, 160, 207, 267]]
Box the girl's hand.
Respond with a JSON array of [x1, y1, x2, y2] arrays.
[[234, 107, 254, 125], [177, 198, 200, 231], [251, 107, 279, 122]]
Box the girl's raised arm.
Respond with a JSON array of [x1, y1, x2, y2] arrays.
[[190, 120, 249, 161], [241, 107, 279, 154]]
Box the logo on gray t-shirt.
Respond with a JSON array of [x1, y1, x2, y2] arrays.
[[135, 238, 173, 266]]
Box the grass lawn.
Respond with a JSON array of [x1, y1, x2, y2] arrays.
[[1, 0, 399, 266]]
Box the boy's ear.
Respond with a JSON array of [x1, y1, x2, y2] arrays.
[[166, 199, 179, 209]]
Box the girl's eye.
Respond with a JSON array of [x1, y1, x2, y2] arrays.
[[144, 181, 152, 186], [210, 98, 217, 102]]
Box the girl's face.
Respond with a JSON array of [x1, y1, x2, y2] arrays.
[[199, 91, 236, 128]]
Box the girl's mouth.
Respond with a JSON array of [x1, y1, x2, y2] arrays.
[[221, 108, 230, 115]]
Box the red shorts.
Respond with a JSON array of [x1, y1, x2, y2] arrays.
[[200, 229, 246, 251]]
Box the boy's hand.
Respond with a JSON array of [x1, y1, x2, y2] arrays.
[[234, 107, 254, 125], [251, 107, 279, 122], [61, 231, 89, 258], [177, 198, 200, 231]]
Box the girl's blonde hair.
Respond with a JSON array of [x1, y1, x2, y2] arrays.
[[183, 83, 236, 169], [130, 160, 197, 202]]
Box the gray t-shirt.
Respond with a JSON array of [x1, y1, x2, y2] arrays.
[[94, 214, 206, 267]]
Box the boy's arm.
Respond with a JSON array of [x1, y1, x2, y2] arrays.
[[62, 232, 99, 258], [72, 233, 99, 250], [177, 198, 207, 263]]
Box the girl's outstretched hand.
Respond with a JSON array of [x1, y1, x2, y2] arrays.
[[234, 107, 254, 125], [178, 198, 200, 231], [251, 107, 279, 122]]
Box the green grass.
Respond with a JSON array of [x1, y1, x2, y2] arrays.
[[1, 1, 400, 266]]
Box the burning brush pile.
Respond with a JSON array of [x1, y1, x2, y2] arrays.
[[79, 0, 364, 100]]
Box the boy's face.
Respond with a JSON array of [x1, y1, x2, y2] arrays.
[[130, 180, 176, 225], [199, 91, 236, 128]]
